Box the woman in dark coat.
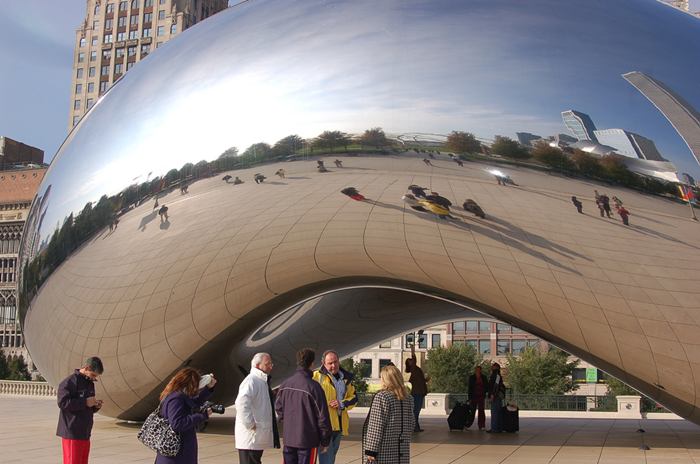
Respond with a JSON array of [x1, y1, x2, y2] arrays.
[[155, 368, 216, 464], [362, 365, 414, 464]]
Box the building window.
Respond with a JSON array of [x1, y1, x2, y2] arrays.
[[99, 81, 108, 93], [479, 321, 491, 333], [452, 321, 465, 333], [405, 334, 415, 349], [512, 339, 527, 355], [145, 0, 154, 6], [512, 326, 525, 334], [117, 31, 126, 41], [358, 359, 372, 378], [527, 339, 540, 349], [126, 61, 134, 71], [75, 83, 83, 94], [157, 25, 165, 36], [466, 339, 478, 348], [106, 3, 114, 14], [88, 66, 96, 77], [142, 28, 151, 38], [74, 100, 81, 110], [170, 24, 177, 34], [572, 368, 586, 383], [156, 41, 162, 48], [115, 48, 125, 58], [497, 323, 510, 334], [497, 340, 510, 355], [114, 63, 123, 74], [131, 0, 140, 8], [101, 65, 109, 76], [87, 82, 95, 93], [104, 33, 113, 43], [379, 359, 392, 371], [119, 1, 128, 11], [91, 36, 98, 46], [79, 37, 86, 47], [129, 30, 138, 39], [102, 49, 111, 60], [158, 9, 165, 20], [90, 50, 97, 61], [118, 16, 127, 27], [76, 68, 84, 78], [432, 334, 441, 348], [479, 340, 490, 355], [144, 12, 153, 23], [379, 340, 391, 349], [73, 115, 81, 126], [130, 14, 139, 26], [141, 43, 151, 56], [452, 340, 465, 346], [94, 4, 100, 15], [78, 52, 85, 63], [105, 18, 113, 30], [466, 321, 478, 333], [127, 46, 137, 56], [159, 0, 166, 4]]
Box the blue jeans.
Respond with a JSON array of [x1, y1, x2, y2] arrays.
[[318, 431, 342, 464], [412, 394, 425, 430], [490, 396, 503, 432]]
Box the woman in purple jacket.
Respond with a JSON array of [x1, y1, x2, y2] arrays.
[[155, 368, 216, 464]]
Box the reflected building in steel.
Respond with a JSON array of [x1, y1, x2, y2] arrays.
[[16, 0, 700, 423], [562, 110, 599, 143]]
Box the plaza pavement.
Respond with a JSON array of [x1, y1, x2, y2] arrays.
[[3, 396, 700, 463]]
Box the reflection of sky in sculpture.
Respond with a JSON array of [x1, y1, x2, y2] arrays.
[[36, 0, 700, 239]]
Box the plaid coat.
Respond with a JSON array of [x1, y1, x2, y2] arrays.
[[362, 390, 414, 464]]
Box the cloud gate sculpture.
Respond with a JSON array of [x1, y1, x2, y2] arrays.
[[18, 0, 700, 421]]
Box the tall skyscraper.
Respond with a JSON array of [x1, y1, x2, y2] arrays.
[[593, 128, 666, 161], [623, 71, 700, 167], [561, 109, 599, 143], [68, 0, 227, 131]]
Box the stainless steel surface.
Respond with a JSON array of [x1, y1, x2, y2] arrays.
[[18, 0, 700, 420]]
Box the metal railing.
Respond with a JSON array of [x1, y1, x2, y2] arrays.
[[0, 380, 56, 397]]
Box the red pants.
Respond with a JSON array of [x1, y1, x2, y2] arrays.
[[62, 438, 90, 464]]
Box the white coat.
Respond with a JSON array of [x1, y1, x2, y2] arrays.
[[234, 367, 274, 450]]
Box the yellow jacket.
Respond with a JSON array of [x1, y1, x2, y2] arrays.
[[313, 367, 358, 435]]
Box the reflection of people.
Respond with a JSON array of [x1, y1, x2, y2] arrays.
[[313, 351, 358, 464], [275, 169, 286, 179], [155, 368, 216, 464], [233, 176, 244, 184], [455, 158, 464, 167], [334, 159, 343, 168], [617, 206, 630, 225], [222, 175, 232, 182], [275, 348, 331, 464], [158, 205, 169, 222], [57, 357, 104, 464], [408, 185, 427, 198], [340, 187, 365, 201], [153, 198, 159, 209], [601, 195, 612, 218], [463, 199, 485, 218], [317, 160, 329, 173], [235, 353, 279, 464], [422, 158, 432, 166], [362, 365, 414, 463], [571, 196, 583, 214], [405, 338, 428, 432], [612, 195, 623, 209], [468, 365, 488, 431], [487, 362, 506, 433], [425, 192, 452, 210], [254, 173, 266, 184]]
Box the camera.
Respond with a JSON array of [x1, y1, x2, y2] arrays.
[[199, 401, 225, 415]]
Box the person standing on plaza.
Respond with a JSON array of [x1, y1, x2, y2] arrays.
[[617, 206, 631, 225], [405, 336, 429, 432], [362, 365, 415, 464], [468, 365, 488, 431], [234, 353, 279, 464], [486, 362, 506, 433], [275, 348, 332, 464], [571, 196, 583, 214], [601, 194, 613, 218], [155, 368, 217, 464], [56, 357, 104, 464], [313, 350, 359, 464]]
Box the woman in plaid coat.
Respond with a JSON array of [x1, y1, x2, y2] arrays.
[[362, 365, 415, 463]]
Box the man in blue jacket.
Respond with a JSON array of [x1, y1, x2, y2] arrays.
[[56, 357, 104, 464], [275, 348, 331, 464]]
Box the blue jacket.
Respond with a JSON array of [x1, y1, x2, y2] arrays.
[[155, 388, 212, 464], [56, 369, 99, 440]]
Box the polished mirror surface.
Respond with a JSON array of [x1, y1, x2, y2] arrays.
[[18, 0, 700, 421]]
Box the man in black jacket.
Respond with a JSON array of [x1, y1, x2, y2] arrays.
[[56, 357, 104, 464], [468, 365, 488, 430]]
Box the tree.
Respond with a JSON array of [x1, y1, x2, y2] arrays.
[[242, 142, 273, 160], [0, 351, 9, 379], [272, 135, 304, 156], [314, 131, 350, 152], [571, 150, 604, 177], [164, 168, 180, 185], [505, 347, 578, 395], [423, 344, 485, 393], [446, 131, 481, 155], [360, 127, 389, 149], [490, 136, 530, 159], [6, 355, 31, 381], [531, 142, 575, 172], [604, 374, 637, 397], [218, 146, 239, 159], [340, 358, 369, 393]]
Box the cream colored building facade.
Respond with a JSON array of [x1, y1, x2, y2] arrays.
[[68, 0, 227, 130]]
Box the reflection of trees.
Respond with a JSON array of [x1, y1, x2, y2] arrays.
[[491, 136, 529, 159], [359, 127, 389, 149], [314, 130, 350, 152], [446, 130, 482, 155]]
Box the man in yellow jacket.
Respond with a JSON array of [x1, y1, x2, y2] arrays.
[[313, 350, 358, 464]]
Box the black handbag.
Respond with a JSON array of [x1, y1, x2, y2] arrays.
[[137, 403, 181, 457]]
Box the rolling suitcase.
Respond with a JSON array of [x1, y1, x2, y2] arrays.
[[502, 404, 519, 432], [447, 402, 471, 430], [464, 404, 476, 428]]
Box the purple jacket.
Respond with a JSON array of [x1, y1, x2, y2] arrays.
[[56, 369, 99, 440], [154, 388, 212, 464], [275, 367, 331, 449]]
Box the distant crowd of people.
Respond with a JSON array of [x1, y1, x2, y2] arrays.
[[571, 190, 631, 225]]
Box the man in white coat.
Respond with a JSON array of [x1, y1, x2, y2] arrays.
[[235, 352, 278, 464]]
